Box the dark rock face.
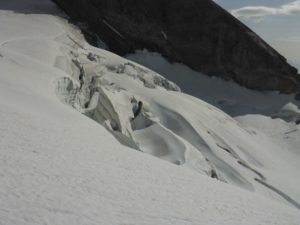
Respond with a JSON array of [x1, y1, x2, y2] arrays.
[[53, 0, 300, 94]]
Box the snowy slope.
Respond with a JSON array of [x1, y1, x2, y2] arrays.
[[128, 50, 300, 205], [63, 38, 300, 208], [127, 50, 300, 118], [0, 1, 300, 224]]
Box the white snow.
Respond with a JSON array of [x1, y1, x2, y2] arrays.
[[0, 1, 300, 224], [127, 50, 300, 117], [127, 50, 300, 205]]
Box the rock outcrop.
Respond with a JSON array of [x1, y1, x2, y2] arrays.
[[53, 0, 300, 94]]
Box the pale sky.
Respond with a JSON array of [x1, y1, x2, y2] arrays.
[[215, 0, 300, 71]]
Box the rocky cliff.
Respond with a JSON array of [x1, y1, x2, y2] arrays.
[[52, 0, 300, 94]]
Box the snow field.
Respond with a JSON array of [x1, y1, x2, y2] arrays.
[[0, 1, 300, 224]]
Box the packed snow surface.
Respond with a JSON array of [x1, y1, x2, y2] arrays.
[[0, 0, 300, 224]]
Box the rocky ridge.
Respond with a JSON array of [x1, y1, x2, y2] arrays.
[[52, 0, 300, 94]]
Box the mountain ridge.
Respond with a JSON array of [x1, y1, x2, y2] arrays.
[[52, 0, 300, 95]]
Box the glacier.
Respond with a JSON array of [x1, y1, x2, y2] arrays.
[[0, 0, 299, 224]]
